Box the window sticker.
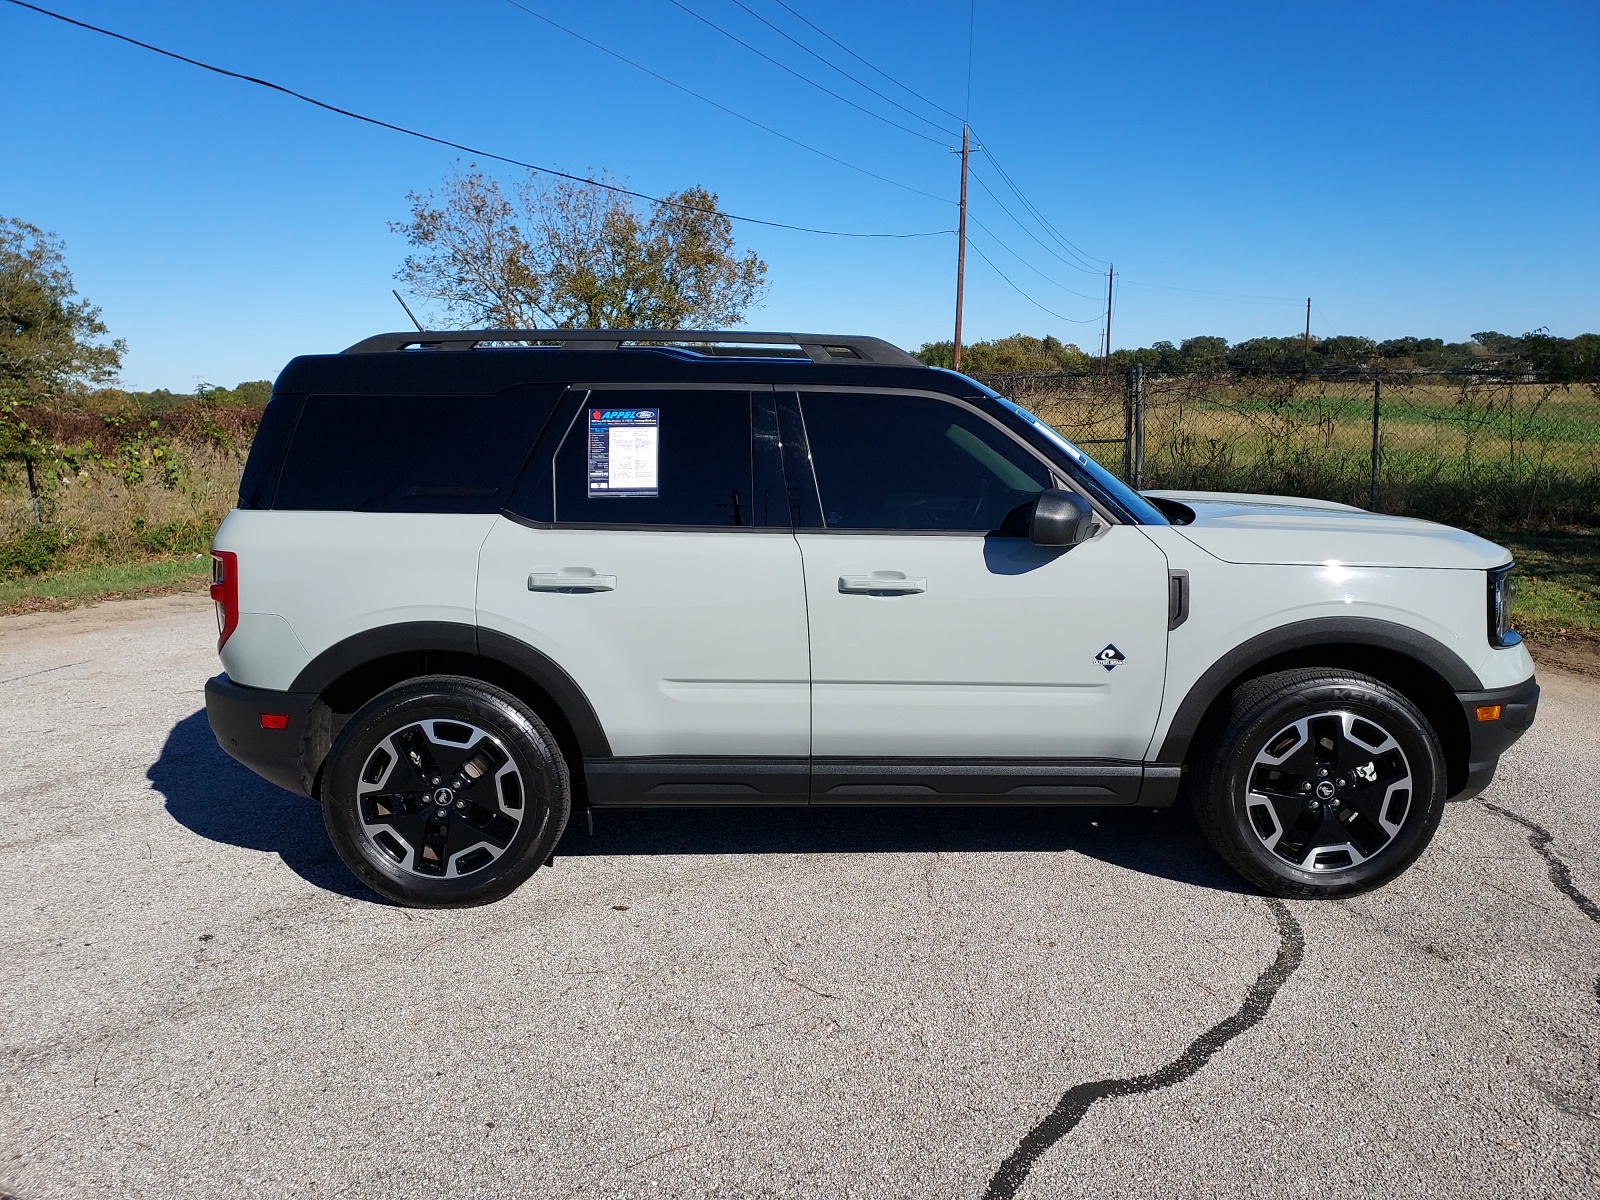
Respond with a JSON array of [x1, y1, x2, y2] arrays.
[[587, 407, 659, 498]]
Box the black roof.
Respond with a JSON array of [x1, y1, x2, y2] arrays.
[[274, 328, 982, 398]]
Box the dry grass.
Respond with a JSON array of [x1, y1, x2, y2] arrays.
[[1008, 376, 1600, 527], [0, 442, 243, 571]]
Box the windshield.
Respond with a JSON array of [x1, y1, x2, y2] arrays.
[[985, 393, 1170, 525]]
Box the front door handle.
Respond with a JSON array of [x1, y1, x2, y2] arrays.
[[838, 571, 926, 595], [528, 568, 616, 593]]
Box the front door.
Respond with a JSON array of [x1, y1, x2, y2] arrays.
[[785, 389, 1171, 800]]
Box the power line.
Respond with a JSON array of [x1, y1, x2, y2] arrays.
[[966, 241, 1101, 324], [3, 0, 952, 238], [729, 0, 1112, 281], [671, 0, 1114, 313], [977, 144, 1107, 269], [967, 168, 1105, 280], [964, 214, 1101, 302], [663, 0, 951, 146], [983, 146, 1106, 266], [766, 0, 965, 124], [722, 0, 956, 140], [724, 0, 1112, 330], [499, 0, 952, 205]]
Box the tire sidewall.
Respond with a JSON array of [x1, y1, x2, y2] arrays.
[[322, 679, 570, 907], [1210, 678, 1445, 895]]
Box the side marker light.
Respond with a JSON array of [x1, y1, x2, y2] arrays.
[[1475, 705, 1502, 722], [260, 713, 290, 730]]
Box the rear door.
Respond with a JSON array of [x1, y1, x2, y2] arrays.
[[220, 386, 559, 692], [785, 388, 1171, 799], [476, 386, 811, 800]]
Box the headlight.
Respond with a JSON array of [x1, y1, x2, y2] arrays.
[[1488, 564, 1519, 647]]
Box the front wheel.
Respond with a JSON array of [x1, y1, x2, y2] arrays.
[[321, 676, 570, 907], [1193, 669, 1446, 898]]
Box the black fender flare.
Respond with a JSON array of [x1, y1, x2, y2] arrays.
[[1156, 616, 1483, 764], [289, 621, 611, 758]]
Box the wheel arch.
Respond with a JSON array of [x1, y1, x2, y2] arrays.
[[1159, 618, 1480, 798], [290, 622, 610, 797]]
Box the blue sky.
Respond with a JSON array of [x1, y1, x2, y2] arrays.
[[3, 0, 1596, 389]]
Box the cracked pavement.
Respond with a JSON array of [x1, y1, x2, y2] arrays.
[[1, 594, 1597, 1198]]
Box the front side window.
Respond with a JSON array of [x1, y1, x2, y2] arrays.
[[553, 389, 777, 527], [797, 391, 1053, 531]]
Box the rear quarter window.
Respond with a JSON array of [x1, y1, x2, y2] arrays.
[[237, 392, 303, 510], [271, 386, 562, 512]]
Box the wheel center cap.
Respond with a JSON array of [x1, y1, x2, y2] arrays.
[[432, 786, 455, 807], [1315, 780, 1337, 801]]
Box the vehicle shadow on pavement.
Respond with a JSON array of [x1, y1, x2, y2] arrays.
[[556, 804, 1254, 895], [149, 710, 386, 903], [147, 710, 1249, 900]]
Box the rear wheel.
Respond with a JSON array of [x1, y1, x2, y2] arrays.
[[321, 676, 570, 907], [1193, 669, 1446, 898]]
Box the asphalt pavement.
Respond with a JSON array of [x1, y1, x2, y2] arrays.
[[1, 593, 1596, 1199]]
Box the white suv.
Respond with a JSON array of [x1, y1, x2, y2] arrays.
[[205, 329, 1539, 907]]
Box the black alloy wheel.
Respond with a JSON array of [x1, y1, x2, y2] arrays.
[[321, 676, 570, 907], [1193, 668, 1446, 898]]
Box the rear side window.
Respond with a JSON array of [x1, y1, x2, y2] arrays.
[[237, 392, 303, 510], [551, 389, 776, 527], [271, 387, 559, 512], [797, 391, 1052, 530]]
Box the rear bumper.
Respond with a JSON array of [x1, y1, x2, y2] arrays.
[[1451, 676, 1539, 800], [205, 673, 319, 797]]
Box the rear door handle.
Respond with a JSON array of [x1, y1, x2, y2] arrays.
[[838, 571, 926, 595], [528, 568, 616, 593]]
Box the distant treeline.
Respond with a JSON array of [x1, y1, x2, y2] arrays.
[[87, 380, 272, 412], [917, 330, 1600, 380]]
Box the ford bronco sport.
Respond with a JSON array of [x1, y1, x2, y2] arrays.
[[205, 329, 1539, 907]]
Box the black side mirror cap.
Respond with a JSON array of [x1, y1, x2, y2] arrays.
[[1028, 488, 1097, 547]]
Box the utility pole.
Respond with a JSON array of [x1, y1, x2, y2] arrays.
[[952, 124, 973, 372], [1101, 263, 1115, 359], [1301, 297, 1312, 377]]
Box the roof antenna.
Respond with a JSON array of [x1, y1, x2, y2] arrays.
[[391, 289, 425, 331]]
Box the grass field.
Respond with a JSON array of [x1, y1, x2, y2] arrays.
[[0, 555, 210, 615], [1017, 377, 1600, 528], [1493, 529, 1600, 634]]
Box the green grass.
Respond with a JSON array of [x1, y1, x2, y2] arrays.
[[1487, 528, 1600, 637], [0, 554, 210, 614]]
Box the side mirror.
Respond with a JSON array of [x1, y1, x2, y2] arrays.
[[1028, 489, 1097, 547]]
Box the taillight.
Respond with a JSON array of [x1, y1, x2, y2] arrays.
[[210, 550, 239, 650]]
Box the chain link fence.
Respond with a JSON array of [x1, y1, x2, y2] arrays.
[[976, 369, 1600, 528]]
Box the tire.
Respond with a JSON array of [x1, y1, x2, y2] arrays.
[[1192, 668, 1446, 898], [320, 676, 571, 907]]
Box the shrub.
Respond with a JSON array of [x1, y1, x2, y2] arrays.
[[0, 525, 66, 576]]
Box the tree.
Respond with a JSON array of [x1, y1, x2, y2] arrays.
[[916, 334, 1090, 372], [0, 217, 124, 406], [392, 167, 768, 329]]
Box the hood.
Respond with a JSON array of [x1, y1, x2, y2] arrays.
[[1143, 490, 1512, 570]]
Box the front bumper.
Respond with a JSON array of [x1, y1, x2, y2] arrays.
[[205, 673, 320, 797], [1451, 676, 1539, 800]]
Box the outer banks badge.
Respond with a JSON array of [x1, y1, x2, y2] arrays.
[[1095, 644, 1127, 672]]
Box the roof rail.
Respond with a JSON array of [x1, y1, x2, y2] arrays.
[[340, 328, 924, 367]]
